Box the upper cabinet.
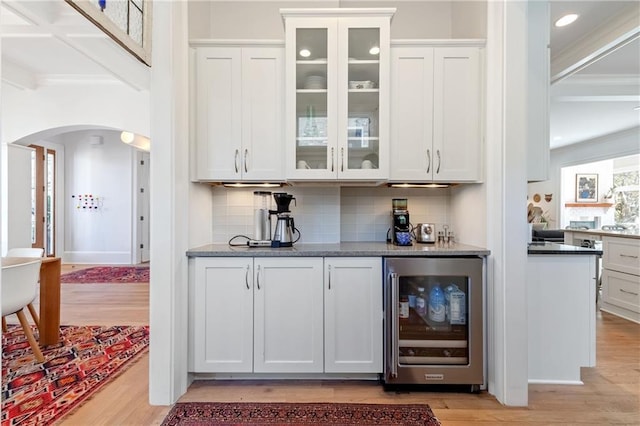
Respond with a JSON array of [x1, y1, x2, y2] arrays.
[[281, 8, 395, 181], [390, 44, 483, 183], [194, 45, 284, 182]]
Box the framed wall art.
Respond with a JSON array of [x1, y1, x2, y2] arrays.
[[576, 173, 598, 202]]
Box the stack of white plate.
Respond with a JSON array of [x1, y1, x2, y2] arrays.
[[305, 75, 326, 90]]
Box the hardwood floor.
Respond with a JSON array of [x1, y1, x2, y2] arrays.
[[25, 264, 640, 425]]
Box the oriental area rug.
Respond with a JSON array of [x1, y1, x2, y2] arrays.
[[1, 325, 149, 426], [161, 402, 441, 426], [60, 266, 149, 283]]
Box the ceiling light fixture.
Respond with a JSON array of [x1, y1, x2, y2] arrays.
[[369, 46, 380, 55], [555, 13, 578, 27], [120, 131, 135, 144], [222, 182, 284, 188], [120, 131, 150, 151], [388, 183, 450, 188], [299, 48, 311, 58]]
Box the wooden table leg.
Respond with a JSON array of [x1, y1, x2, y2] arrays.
[[39, 258, 61, 345]]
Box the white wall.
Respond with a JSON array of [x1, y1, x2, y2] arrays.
[[189, 1, 487, 41], [1, 83, 150, 144], [61, 130, 137, 264]]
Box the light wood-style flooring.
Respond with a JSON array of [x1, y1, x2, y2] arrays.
[[23, 264, 640, 425]]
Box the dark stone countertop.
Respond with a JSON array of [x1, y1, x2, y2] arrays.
[[527, 242, 603, 255], [187, 241, 490, 257]]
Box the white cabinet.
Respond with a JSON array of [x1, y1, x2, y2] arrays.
[[390, 45, 482, 183], [253, 257, 324, 373], [282, 9, 394, 181], [192, 257, 254, 372], [601, 236, 640, 323], [324, 257, 382, 373], [191, 257, 323, 373], [194, 46, 284, 181]]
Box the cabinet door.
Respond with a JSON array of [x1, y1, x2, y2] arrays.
[[337, 18, 390, 180], [603, 237, 640, 276], [195, 47, 242, 180], [193, 257, 253, 372], [286, 18, 338, 180], [241, 48, 285, 181], [253, 257, 324, 373], [432, 47, 482, 182], [390, 47, 434, 181], [324, 257, 383, 373]]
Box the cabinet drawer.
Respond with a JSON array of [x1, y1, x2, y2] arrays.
[[602, 269, 640, 314], [603, 237, 640, 275]]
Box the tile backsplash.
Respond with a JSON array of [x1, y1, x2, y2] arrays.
[[211, 186, 451, 244]]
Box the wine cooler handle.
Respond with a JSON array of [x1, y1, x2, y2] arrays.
[[390, 272, 399, 378]]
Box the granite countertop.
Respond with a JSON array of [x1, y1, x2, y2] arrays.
[[187, 241, 490, 257], [563, 228, 640, 240], [528, 242, 603, 255]]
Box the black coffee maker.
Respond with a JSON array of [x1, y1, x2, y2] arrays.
[[391, 198, 412, 246], [270, 193, 298, 247]]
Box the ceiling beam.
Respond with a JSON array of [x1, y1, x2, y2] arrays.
[[1, 59, 37, 90]]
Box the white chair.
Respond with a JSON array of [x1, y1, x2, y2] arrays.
[[2, 259, 45, 362], [4, 248, 44, 331]]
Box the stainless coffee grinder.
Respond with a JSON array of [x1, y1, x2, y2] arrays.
[[248, 191, 273, 247], [270, 192, 299, 248]]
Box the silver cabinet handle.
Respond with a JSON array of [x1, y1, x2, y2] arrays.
[[436, 149, 441, 174], [245, 264, 250, 290], [328, 264, 332, 290], [244, 149, 248, 173], [620, 288, 639, 296], [331, 147, 335, 172], [256, 264, 261, 290], [620, 254, 639, 259], [234, 149, 239, 173], [426, 149, 431, 173], [341, 147, 344, 172], [390, 272, 399, 378]]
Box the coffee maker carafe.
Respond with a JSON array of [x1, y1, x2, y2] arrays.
[[270, 192, 299, 248]]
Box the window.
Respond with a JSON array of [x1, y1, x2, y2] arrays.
[[611, 157, 639, 228]]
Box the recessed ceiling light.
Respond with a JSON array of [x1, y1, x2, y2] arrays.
[[555, 14, 578, 27], [299, 48, 311, 58]]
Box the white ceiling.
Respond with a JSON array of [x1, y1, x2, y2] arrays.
[[1, 1, 638, 149]]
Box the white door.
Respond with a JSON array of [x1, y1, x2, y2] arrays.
[[390, 47, 434, 181], [192, 258, 254, 372], [432, 47, 482, 182], [241, 48, 285, 181], [253, 257, 324, 373], [195, 47, 242, 180], [324, 257, 383, 373]]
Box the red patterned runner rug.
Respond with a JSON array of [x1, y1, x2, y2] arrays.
[[60, 266, 149, 283], [161, 402, 441, 426], [2, 325, 149, 426]]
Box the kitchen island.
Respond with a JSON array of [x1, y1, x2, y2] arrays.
[[527, 242, 603, 384]]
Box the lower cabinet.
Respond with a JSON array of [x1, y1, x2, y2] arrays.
[[190, 256, 382, 374], [600, 236, 640, 323], [324, 257, 383, 373]]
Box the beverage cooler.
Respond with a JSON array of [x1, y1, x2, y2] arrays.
[[383, 257, 484, 391]]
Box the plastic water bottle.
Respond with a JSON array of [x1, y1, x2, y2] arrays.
[[445, 284, 466, 325], [428, 285, 446, 322], [416, 287, 427, 317]]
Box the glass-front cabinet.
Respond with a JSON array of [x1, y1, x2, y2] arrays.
[[282, 9, 394, 180]]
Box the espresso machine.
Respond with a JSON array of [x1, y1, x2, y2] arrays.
[[270, 192, 299, 248], [391, 198, 412, 246]]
